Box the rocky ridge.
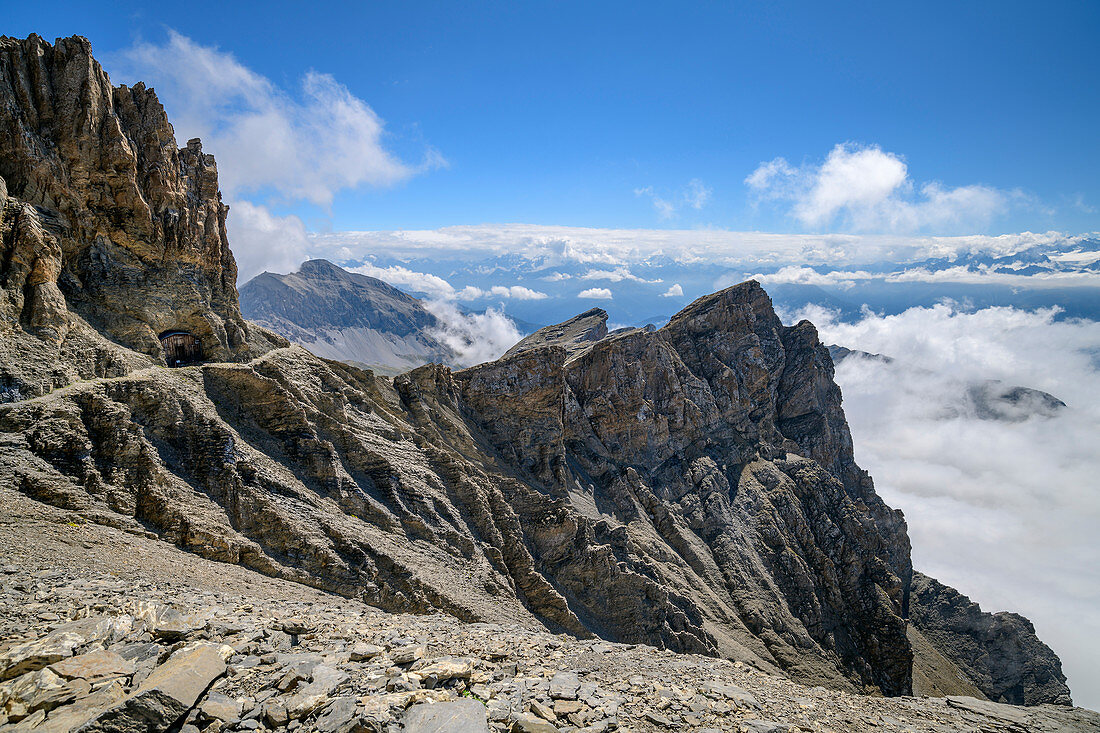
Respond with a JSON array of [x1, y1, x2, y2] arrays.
[[239, 261, 455, 375], [0, 32, 1078, 731]]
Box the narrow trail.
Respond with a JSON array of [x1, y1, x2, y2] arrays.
[[0, 346, 298, 409]]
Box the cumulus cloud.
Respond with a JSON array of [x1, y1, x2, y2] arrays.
[[661, 283, 684, 297], [578, 287, 613, 299], [227, 202, 310, 282], [109, 31, 442, 281], [422, 300, 523, 367], [751, 265, 876, 290], [347, 264, 547, 301], [348, 263, 458, 300], [747, 143, 1014, 232], [455, 285, 548, 300], [635, 179, 713, 220], [580, 267, 662, 284], [792, 303, 1100, 709]]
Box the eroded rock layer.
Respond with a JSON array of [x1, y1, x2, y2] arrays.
[[0, 34, 264, 372]]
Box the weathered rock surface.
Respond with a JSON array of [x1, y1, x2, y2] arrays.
[[0, 32, 1078, 723], [504, 307, 609, 358], [0, 34, 279, 400], [908, 572, 1072, 706], [239, 259, 456, 374], [0, 511, 1097, 732]]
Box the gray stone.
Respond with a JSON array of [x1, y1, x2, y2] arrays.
[[314, 696, 358, 733], [285, 664, 349, 719], [0, 631, 84, 680], [549, 672, 579, 701], [349, 643, 383, 662], [390, 645, 427, 665], [401, 699, 489, 732], [738, 721, 793, 733], [509, 714, 559, 733], [702, 682, 761, 709], [79, 643, 227, 731], [263, 698, 289, 728], [200, 691, 241, 722]]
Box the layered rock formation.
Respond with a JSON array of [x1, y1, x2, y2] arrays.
[[0, 33, 1076, 716], [239, 259, 456, 374], [0, 33, 273, 392]]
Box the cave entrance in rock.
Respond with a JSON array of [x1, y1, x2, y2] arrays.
[[159, 330, 203, 367]]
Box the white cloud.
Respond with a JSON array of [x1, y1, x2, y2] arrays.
[[794, 303, 1100, 710], [348, 263, 458, 300], [635, 179, 713, 220], [227, 202, 310, 283], [311, 225, 1097, 271], [455, 285, 548, 300], [661, 283, 684, 297], [686, 179, 712, 210], [578, 287, 613, 300], [422, 300, 523, 367], [634, 186, 677, 220], [580, 267, 662, 284], [750, 265, 876, 290], [346, 264, 546, 301], [747, 143, 1013, 232], [109, 31, 442, 281]]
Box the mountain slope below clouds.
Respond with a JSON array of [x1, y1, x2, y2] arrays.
[[239, 259, 456, 373]]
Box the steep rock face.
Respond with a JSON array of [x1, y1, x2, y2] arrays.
[[239, 259, 455, 373], [0, 35, 255, 365], [909, 572, 1072, 706]]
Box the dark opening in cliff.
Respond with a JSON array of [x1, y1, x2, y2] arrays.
[[159, 330, 203, 367]]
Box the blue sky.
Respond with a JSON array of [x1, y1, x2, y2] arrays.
[[10, 0, 1100, 235]]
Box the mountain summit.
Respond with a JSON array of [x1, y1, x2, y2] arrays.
[[239, 259, 456, 373]]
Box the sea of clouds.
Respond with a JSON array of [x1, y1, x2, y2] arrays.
[[790, 303, 1100, 710]]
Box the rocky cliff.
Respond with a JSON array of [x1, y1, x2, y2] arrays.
[[909, 572, 1071, 706], [239, 259, 456, 374], [0, 33, 276, 400], [0, 33, 1075, 717]]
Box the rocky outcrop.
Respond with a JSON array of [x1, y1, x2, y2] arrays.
[[504, 307, 609, 359], [239, 259, 456, 373], [0, 33, 1073, 712], [908, 572, 1072, 706], [0, 34, 266, 368]]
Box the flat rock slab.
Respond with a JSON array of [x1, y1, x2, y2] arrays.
[[285, 664, 349, 718], [703, 682, 761, 709], [402, 699, 490, 732], [79, 644, 226, 731], [50, 649, 135, 681], [0, 631, 84, 680], [946, 695, 1031, 726]]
